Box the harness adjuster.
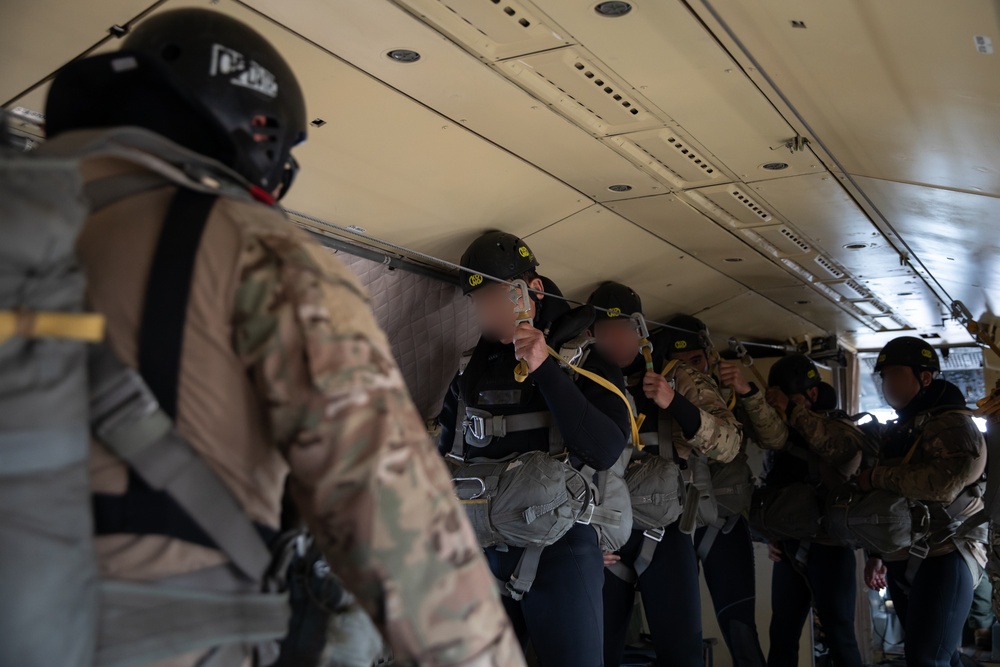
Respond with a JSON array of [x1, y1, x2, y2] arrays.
[[90, 363, 161, 444], [577, 502, 596, 526], [462, 413, 487, 441], [643, 527, 666, 543], [908, 540, 930, 560]]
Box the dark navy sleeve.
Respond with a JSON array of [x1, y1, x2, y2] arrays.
[[437, 373, 461, 457], [666, 393, 702, 440], [530, 354, 629, 471]]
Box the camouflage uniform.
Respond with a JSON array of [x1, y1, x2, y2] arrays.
[[60, 128, 521, 667], [733, 386, 788, 452], [656, 364, 743, 463], [869, 409, 986, 564]]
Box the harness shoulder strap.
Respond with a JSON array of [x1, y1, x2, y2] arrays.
[[91, 188, 273, 581]]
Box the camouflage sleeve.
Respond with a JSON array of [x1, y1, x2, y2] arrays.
[[673, 367, 742, 463], [787, 404, 866, 466], [737, 389, 788, 450], [232, 231, 523, 667], [870, 412, 985, 503]]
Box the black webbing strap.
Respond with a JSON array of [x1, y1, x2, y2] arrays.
[[93, 188, 264, 549], [138, 188, 217, 419]]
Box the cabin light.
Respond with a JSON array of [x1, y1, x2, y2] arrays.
[[843, 243, 869, 250], [608, 184, 633, 192], [387, 49, 421, 63], [762, 162, 789, 171], [595, 2, 633, 17], [310, 118, 327, 127]]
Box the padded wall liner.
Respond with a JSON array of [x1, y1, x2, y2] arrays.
[[335, 250, 479, 420]]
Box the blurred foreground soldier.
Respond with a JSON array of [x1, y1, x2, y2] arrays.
[[0, 8, 521, 667]]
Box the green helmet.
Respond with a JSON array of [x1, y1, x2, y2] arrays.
[[587, 281, 642, 320], [663, 314, 710, 353], [459, 231, 539, 295], [768, 354, 822, 397], [874, 336, 940, 373]]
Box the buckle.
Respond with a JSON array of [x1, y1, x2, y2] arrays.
[[462, 413, 486, 441], [577, 502, 596, 525], [909, 540, 930, 560], [643, 527, 666, 543], [90, 363, 161, 444]]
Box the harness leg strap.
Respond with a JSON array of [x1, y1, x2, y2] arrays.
[[634, 528, 664, 578], [506, 545, 545, 601]]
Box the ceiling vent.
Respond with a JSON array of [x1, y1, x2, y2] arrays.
[[391, 0, 571, 61], [755, 225, 811, 256], [825, 279, 870, 300], [500, 47, 663, 136], [607, 129, 722, 189], [813, 254, 845, 279]]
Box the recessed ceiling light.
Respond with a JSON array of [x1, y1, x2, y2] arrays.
[[387, 49, 421, 63], [723, 257, 744, 263], [795, 300, 811, 305], [595, 1, 632, 17], [762, 162, 789, 171], [608, 184, 633, 192], [843, 243, 869, 250]]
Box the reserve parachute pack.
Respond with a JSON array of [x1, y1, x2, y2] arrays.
[[748, 410, 879, 544], [749, 481, 822, 542], [824, 408, 985, 565], [0, 125, 385, 667], [448, 313, 638, 599]]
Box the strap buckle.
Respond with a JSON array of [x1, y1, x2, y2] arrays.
[[643, 527, 666, 543], [577, 502, 596, 525], [909, 540, 930, 560], [90, 356, 161, 446], [462, 413, 487, 441]]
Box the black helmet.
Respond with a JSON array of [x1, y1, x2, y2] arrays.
[[587, 281, 642, 320], [663, 314, 710, 353], [874, 336, 940, 373], [46, 8, 306, 194], [768, 354, 822, 396], [459, 231, 539, 295]]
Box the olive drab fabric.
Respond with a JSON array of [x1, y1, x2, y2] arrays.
[[0, 147, 102, 667], [34, 127, 522, 667], [868, 406, 986, 565]]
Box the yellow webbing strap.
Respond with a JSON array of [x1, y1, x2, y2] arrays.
[[632, 359, 682, 449], [546, 346, 640, 448], [0, 309, 105, 344]]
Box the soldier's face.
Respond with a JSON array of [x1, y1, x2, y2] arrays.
[[670, 349, 710, 374], [879, 365, 933, 410], [593, 319, 641, 368], [469, 279, 540, 344]]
